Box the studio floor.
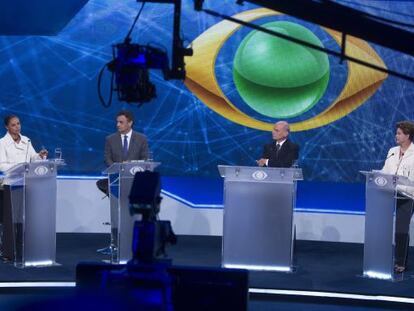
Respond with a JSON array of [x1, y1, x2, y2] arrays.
[[1, 234, 414, 310], [1, 234, 414, 293]]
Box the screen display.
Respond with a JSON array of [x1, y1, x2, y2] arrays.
[[0, 0, 412, 181]]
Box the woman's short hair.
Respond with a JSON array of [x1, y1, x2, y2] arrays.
[[4, 115, 18, 126], [396, 121, 414, 141]]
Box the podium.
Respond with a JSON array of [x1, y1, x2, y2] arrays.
[[103, 161, 160, 264], [3, 160, 62, 267], [218, 165, 303, 272], [361, 170, 414, 280]]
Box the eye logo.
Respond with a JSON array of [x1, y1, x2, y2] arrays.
[[184, 8, 387, 131], [234, 21, 330, 118], [130, 166, 144, 175], [34, 166, 49, 176], [374, 176, 387, 187], [252, 170, 268, 180]]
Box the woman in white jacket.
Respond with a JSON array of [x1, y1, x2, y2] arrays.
[[382, 121, 414, 273], [0, 115, 48, 259], [0, 115, 48, 173]]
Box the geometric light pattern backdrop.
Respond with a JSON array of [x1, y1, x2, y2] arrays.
[[0, 0, 413, 181]]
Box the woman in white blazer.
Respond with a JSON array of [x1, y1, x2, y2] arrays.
[[382, 121, 414, 273], [0, 115, 49, 260], [0, 115, 48, 173]]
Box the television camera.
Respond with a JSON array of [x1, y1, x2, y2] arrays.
[[99, 0, 193, 106]]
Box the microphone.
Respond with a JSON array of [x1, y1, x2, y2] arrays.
[[25, 139, 31, 163]]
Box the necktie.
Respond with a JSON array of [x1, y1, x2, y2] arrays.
[[275, 143, 281, 158], [123, 135, 128, 159]]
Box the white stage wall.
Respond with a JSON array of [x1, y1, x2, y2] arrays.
[[56, 178, 414, 244]]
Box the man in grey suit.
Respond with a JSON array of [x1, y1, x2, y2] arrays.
[[97, 110, 149, 194]]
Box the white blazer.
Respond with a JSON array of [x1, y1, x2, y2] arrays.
[[0, 132, 41, 173], [382, 143, 414, 197]]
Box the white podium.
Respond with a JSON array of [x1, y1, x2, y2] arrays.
[[3, 160, 62, 267], [103, 161, 160, 264], [219, 165, 303, 272], [361, 170, 414, 280]]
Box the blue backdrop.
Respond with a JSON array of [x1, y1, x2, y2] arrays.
[[0, 0, 413, 181]]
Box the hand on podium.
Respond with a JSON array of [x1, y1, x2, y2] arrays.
[[39, 149, 48, 159], [256, 158, 267, 167]]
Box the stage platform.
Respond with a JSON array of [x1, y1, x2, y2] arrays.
[[0, 233, 414, 311], [1, 233, 414, 308]]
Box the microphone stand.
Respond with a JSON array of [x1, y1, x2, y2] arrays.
[[25, 139, 31, 163]]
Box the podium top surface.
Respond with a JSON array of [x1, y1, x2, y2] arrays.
[[103, 161, 161, 175], [360, 170, 414, 187], [4, 160, 63, 177], [3, 160, 63, 185], [360, 170, 414, 199], [218, 165, 303, 182]]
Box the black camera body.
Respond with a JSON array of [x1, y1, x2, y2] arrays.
[[128, 171, 176, 263], [76, 170, 248, 310], [109, 43, 169, 103]]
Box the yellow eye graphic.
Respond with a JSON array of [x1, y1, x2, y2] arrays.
[[184, 8, 387, 132]]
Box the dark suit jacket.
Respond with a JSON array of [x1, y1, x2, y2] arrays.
[[262, 139, 299, 168], [104, 130, 149, 166]]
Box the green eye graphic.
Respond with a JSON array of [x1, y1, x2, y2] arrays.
[[233, 21, 330, 118], [184, 8, 387, 132]]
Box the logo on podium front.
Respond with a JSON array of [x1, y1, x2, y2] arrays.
[[34, 165, 49, 176], [374, 176, 387, 187], [130, 166, 145, 175], [252, 170, 268, 180]]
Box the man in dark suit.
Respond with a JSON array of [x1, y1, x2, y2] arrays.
[[96, 110, 149, 254], [97, 110, 149, 194], [257, 121, 299, 168]]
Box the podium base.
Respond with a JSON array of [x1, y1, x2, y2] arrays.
[[14, 261, 61, 269], [223, 263, 297, 273], [96, 246, 114, 255], [359, 271, 403, 282]]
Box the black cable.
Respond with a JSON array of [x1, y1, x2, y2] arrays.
[[109, 69, 115, 106], [124, 1, 146, 44], [366, 13, 414, 29], [98, 1, 150, 108], [97, 63, 114, 108]]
